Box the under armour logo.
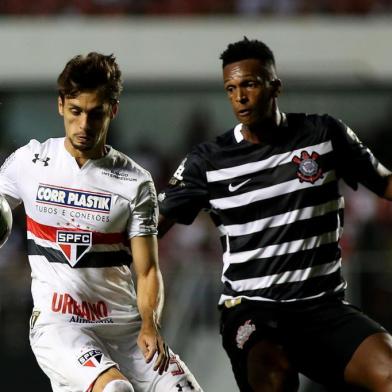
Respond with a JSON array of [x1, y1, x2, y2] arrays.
[[176, 381, 195, 391], [32, 154, 50, 166]]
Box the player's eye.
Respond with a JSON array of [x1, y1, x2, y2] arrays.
[[246, 81, 257, 88], [70, 108, 81, 115]]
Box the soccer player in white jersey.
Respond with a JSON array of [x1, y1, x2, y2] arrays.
[[0, 52, 202, 392], [158, 38, 392, 391]]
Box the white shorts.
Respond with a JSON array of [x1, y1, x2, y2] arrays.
[[29, 322, 202, 392]]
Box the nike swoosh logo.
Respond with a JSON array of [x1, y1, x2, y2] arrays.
[[228, 179, 251, 192]]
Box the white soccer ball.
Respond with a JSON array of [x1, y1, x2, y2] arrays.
[[0, 194, 12, 248]]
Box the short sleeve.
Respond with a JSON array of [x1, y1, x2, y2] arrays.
[[127, 177, 158, 238], [158, 151, 209, 225], [0, 150, 23, 209], [329, 116, 388, 196]]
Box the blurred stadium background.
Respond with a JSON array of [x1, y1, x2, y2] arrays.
[[1, 1, 392, 390]]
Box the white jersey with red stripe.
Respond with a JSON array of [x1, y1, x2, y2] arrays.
[[0, 137, 158, 327]]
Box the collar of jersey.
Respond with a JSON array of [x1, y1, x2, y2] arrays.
[[233, 112, 287, 144], [62, 138, 114, 164]]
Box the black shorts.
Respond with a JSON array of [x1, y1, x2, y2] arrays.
[[220, 297, 386, 390]]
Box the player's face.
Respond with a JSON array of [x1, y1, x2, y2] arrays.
[[58, 90, 118, 157], [223, 59, 280, 130]]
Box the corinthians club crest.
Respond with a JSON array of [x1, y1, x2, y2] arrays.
[[292, 150, 323, 184], [236, 319, 256, 349]]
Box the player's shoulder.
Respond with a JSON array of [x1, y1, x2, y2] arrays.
[[287, 112, 331, 125], [16, 137, 63, 159], [106, 146, 153, 182], [215, 127, 237, 146], [25, 137, 63, 148], [288, 112, 345, 139], [190, 127, 236, 157], [293, 112, 342, 128]]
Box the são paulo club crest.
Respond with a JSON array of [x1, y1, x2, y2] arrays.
[[56, 231, 92, 267], [78, 349, 103, 367], [292, 150, 323, 184]]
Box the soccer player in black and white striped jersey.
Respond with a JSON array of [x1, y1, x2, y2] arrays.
[[158, 37, 392, 391]]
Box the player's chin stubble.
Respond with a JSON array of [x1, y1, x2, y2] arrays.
[[70, 138, 94, 152]]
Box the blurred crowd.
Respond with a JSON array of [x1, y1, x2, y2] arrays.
[[1, 0, 392, 15]]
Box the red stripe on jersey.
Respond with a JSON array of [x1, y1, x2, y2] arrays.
[[26, 215, 128, 245]]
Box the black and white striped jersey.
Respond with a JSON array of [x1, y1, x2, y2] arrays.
[[159, 113, 388, 305]]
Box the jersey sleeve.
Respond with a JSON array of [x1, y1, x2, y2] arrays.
[[0, 149, 23, 209], [328, 116, 389, 196], [158, 151, 209, 225], [127, 176, 158, 238]]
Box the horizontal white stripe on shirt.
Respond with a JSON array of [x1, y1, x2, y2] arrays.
[[224, 197, 344, 237], [211, 170, 336, 211], [206, 141, 333, 183], [223, 229, 340, 264], [223, 259, 341, 292], [218, 280, 347, 305]]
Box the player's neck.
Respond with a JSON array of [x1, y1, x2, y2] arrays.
[[241, 110, 284, 144], [64, 138, 107, 168]]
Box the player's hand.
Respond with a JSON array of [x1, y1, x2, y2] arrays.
[[137, 324, 170, 375]]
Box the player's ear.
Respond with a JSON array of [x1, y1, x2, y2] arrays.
[[110, 102, 119, 119], [270, 79, 282, 97], [58, 96, 64, 116]]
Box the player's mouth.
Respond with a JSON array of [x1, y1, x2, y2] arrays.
[[76, 134, 93, 143], [237, 109, 252, 118]]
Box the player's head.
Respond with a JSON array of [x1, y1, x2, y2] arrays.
[[220, 37, 276, 69], [57, 52, 123, 105], [220, 38, 281, 130], [57, 52, 122, 157]]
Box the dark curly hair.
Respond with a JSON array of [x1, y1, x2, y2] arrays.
[[220, 37, 275, 68], [57, 52, 123, 104]]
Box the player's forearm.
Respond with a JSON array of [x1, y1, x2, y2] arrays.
[[137, 266, 164, 328], [131, 235, 165, 327]]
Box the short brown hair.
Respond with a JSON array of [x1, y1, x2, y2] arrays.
[[57, 52, 123, 103]]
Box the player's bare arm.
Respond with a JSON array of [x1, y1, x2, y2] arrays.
[[131, 235, 170, 374]]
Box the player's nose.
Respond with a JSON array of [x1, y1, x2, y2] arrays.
[[236, 88, 247, 103], [79, 113, 90, 130]]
